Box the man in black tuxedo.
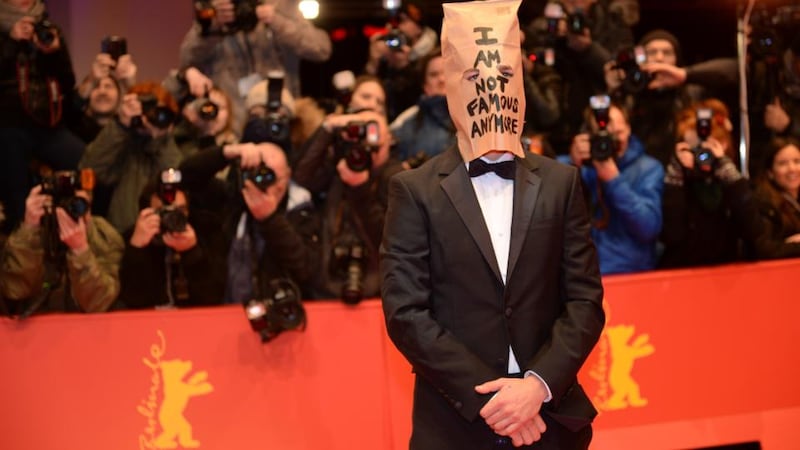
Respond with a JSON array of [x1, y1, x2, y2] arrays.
[[380, 1, 605, 448]]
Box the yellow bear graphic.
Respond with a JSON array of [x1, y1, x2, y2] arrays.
[[601, 325, 654, 410], [153, 359, 214, 449]]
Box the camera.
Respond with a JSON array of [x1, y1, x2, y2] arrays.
[[33, 16, 57, 47], [239, 162, 277, 192], [588, 95, 616, 162], [336, 120, 380, 172], [130, 94, 176, 130], [195, 90, 219, 121], [194, 0, 259, 35], [244, 278, 307, 342], [40, 170, 94, 221], [614, 46, 650, 93], [100, 36, 127, 62], [242, 75, 291, 149], [566, 10, 587, 35], [691, 108, 715, 174], [157, 169, 188, 233], [382, 29, 408, 52], [330, 241, 366, 305]]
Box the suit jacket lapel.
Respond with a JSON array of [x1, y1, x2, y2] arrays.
[[439, 149, 503, 284], [507, 155, 541, 282]]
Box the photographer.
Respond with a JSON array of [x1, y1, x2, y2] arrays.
[[78, 81, 183, 234], [365, 2, 438, 122], [178, 0, 331, 134], [116, 174, 225, 309], [604, 29, 738, 167], [561, 100, 663, 274], [390, 52, 455, 166], [68, 39, 138, 144], [525, 0, 635, 153], [0, 0, 85, 234], [1, 181, 124, 314], [293, 109, 402, 302], [660, 100, 762, 268], [179, 137, 318, 303]]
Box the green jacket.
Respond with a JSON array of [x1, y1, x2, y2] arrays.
[[1, 216, 124, 313]]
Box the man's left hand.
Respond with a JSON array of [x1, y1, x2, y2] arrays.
[[337, 159, 370, 187], [475, 376, 548, 445], [242, 179, 279, 221], [56, 207, 89, 255], [162, 224, 198, 253]]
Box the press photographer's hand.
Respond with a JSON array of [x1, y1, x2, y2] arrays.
[[23, 185, 49, 229], [184, 67, 214, 98], [10, 16, 34, 41], [56, 207, 88, 255], [115, 54, 138, 88], [569, 133, 591, 167], [337, 158, 369, 187], [242, 179, 280, 221], [130, 207, 160, 248], [162, 224, 197, 253], [118, 93, 142, 128]]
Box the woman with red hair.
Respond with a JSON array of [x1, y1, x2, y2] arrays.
[[659, 98, 762, 268]]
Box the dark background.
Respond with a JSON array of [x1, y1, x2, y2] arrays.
[[299, 0, 742, 99]]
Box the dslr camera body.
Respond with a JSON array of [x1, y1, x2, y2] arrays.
[[335, 120, 380, 172], [157, 169, 188, 234], [100, 35, 127, 62], [588, 95, 617, 162], [239, 162, 277, 192], [614, 46, 651, 94], [242, 74, 291, 149], [130, 94, 176, 130], [33, 15, 57, 47], [244, 278, 307, 342], [41, 170, 94, 221], [382, 29, 408, 52], [691, 108, 716, 174], [330, 239, 366, 305], [194, 0, 259, 35]]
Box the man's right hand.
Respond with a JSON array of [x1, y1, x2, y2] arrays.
[[23, 185, 50, 229], [569, 133, 591, 167], [10, 16, 34, 41], [184, 67, 214, 98], [130, 208, 161, 248], [118, 93, 142, 128]]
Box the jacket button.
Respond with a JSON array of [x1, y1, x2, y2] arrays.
[[454, 401, 463, 409], [505, 307, 512, 317]]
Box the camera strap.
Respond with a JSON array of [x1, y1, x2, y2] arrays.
[[16, 54, 63, 127]]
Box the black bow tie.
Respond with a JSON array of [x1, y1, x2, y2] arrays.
[[468, 158, 516, 180]]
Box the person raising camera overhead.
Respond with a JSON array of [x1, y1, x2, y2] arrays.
[[78, 81, 184, 234], [0, 0, 85, 234], [178, 0, 331, 135], [1, 169, 124, 315]]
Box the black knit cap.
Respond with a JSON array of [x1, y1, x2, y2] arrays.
[[639, 29, 682, 65], [399, 1, 426, 27]]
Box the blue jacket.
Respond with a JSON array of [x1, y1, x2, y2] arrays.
[[391, 95, 455, 162], [559, 135, 664, 274]]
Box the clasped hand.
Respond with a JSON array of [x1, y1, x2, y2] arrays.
[[475, 376, 548, 447]]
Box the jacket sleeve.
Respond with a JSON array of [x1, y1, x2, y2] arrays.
[[603, 161, 665, 242], [78, 120, 131, 185], [1, 225, 45, 301], [753, 202, 800, 259], [291, 125, 337, 196], [67, 216, 124, 312], [269, 6, 332, 62], [178, 24, 225, 70], [348, 160, 404, 252]]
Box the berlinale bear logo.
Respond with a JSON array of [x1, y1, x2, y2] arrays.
[[138, 330, 214, 449]]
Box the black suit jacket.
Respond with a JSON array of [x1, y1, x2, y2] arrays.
[[381, 148, 605, 449]]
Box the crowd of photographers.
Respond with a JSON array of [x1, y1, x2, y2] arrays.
[[1, 0, 800, 339]]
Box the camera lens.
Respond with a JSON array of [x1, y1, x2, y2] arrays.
[[197, 100, 219, 120]]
